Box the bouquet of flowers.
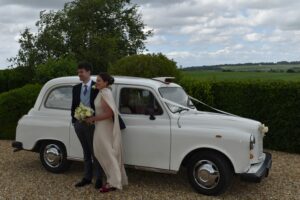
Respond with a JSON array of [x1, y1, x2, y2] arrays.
[[74, 103, 94, 122]]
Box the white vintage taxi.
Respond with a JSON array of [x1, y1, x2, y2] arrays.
[[12, 76, 272, 196]]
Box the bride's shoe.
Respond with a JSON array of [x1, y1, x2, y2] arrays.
[[99, 183, 116, 193]]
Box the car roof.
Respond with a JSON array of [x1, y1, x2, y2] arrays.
[[32, 76, 181, 111], [44, 75, 181, 89]]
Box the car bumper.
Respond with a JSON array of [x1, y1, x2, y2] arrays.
[[12, 141, 23, 152], [240, 152, 272, 182]]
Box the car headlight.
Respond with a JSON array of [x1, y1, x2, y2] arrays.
[[250, 134, 255, 150]]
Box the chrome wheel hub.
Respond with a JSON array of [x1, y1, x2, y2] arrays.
[[193, 160, 220, 189], [43, 144, 63, 168]]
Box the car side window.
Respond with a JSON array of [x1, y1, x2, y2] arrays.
[[119, 88, 163, 115], [45, 86, 73, 110]]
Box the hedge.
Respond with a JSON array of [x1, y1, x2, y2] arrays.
[[0, 78, 299, 154], [180, 78, 300, 154], [0, 84, 42, 140], [0, 66, 35, 93]]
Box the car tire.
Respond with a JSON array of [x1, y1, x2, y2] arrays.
[[40, 141, 71, 173], [187, 151, 234, 196]]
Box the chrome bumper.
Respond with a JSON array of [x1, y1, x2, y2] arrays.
[[240, 152, 272, 182]]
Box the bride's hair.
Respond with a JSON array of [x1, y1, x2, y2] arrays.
[[98, 72, 114, 86]]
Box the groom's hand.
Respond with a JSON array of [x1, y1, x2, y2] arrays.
[[85, 117, 94, 124]]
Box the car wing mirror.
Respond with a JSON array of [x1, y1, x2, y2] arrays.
[[145, 107, 156, 120]]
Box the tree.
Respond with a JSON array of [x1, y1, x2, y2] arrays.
[[10, 0, 152, 73], [7, 28, 39, 81], [35, 55, 78, 83], [108, 53, 181, 79]]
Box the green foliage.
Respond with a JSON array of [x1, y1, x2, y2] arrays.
[[108, 53, 181, 79], [0, 66, 35, 93], [35, 55, 77, 83], [8, 28, 40, 74], [183, 61, 300, 72], [0, 55, 76, 93], [10, 0, 152, 72], [221, 64, 300, 72], [180, 78, 300, 154], [183, 70, 300, 82], [179, 77, 214, 111], [0, 84, 42, 140], [1, 65, 299, 154]]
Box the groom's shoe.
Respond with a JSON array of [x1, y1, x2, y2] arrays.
[[95, 179, 103, 189], [75, 178, 91, 187]]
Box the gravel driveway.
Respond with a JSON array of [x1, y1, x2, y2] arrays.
[[1, 140, 299, 200]]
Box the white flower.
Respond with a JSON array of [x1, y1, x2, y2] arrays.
[[74, 112, 81, 120], [259, 123, 269, 136], [92, 85, 96, 89], [80, 113, 85, 119], [74, 103, 94, 121], [263, 126, 268, 133], [86, 110, 92, 117]]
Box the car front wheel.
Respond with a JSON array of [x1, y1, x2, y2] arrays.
[[40, 141, 70, 173], [187, 151, 234, 196]]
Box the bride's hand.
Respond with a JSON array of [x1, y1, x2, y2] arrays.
[[85, 117, 94, 124]]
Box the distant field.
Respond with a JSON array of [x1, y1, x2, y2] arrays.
[[221, 64, 300, 72], [182, 70, 300, 81]]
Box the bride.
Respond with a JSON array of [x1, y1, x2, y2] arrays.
[[85, 72, 128, 193]]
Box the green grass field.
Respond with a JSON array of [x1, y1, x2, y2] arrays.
[[221, 64, 300, 72], [182, 70, 300, 81]]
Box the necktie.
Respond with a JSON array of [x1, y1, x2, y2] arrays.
[[83, 85, 88, 96]]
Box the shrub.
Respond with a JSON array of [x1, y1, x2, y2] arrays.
[[180, 78, 300, 154], [0, 55, 77, 93], [108, 53, 181, 79], [286, 69, 295, 73], [0, 66, 35, 93], [35, 55, 77, 83], [0, 84, 42, 140], [179, 77, 214, 111]]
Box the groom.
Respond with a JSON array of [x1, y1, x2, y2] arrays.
[[71, 62, 103, 189]]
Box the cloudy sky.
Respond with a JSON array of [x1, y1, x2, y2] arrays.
[[1, 0, 300, 69]]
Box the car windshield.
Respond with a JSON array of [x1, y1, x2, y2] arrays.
[[158, 87, 195, 112]]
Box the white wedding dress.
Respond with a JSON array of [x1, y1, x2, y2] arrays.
[[93, 88, 128, 189]]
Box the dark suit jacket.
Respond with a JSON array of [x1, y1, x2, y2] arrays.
[[71, 80, 99, 124]]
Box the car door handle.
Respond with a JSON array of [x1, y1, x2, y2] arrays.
[[149, 114, 156, 120]]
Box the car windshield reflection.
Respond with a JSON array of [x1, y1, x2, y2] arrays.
[[158, 87, 195, 112]]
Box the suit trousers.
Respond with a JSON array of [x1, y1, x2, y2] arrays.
[[74, 121, 104, 181]]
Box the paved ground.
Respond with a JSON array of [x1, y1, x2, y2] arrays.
[[0, 140, 299, 200]]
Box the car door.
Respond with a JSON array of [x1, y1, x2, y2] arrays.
[[117, 85, 171, 170], [39, 85, 74, 156]]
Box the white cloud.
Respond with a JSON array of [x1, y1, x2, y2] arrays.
[[0, 0, 71, 9], [244, 33, 264, 42], [136, 0, 300, 66], [0, 1, 69, 68], [146, 35, 167, 45], [1, 0, 300, 68]]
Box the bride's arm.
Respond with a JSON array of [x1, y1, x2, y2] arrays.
[[86, 98, 113, 123]]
